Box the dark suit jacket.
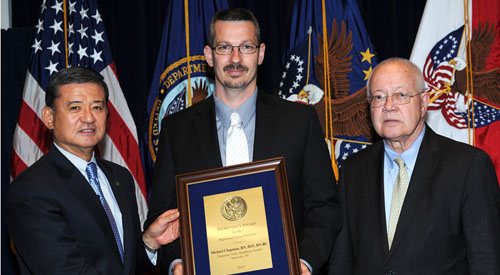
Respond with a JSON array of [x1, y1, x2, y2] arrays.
[[6, 146, 153, 274], [145, 91, 342, 273], [330, 127, 500, 275]]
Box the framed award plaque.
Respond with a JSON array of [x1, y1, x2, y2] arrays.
[[176, 157, 300, 274]]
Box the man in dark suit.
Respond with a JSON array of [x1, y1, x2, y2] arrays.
[[144, 8, 342, 275], [6, 66, 180, 274], [330, 58, 500, 274]]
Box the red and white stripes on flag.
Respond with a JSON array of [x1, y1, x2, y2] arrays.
[[10, 0, 148, 223]]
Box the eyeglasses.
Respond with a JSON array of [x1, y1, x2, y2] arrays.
[[368, 91, 423, 108], [211, 43, 260, 55]]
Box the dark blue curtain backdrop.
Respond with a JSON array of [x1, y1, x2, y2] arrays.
[[2, 0, 426, 273]]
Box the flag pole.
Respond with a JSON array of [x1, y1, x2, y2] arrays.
[[306, 26, 312, 85], [63, 0, 69, 67], [465, 0, 476, 146], [184, 0, 193, 107], [321, 0, 339, 180]]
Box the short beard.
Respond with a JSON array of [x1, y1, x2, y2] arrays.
[[223, 79, 248, 89], [220, 63, 253, 89]]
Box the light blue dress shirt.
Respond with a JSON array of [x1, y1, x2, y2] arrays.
[[383, 126, 426, 231]]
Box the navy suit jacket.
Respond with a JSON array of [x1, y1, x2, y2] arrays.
[[330, 127, 500, 275], [6, 146, 153, 274], [145, 91, 342, 273]]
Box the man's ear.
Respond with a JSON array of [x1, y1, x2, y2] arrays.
[[420, 91, 430, 116], [204, 45, 214, 67], [42, 106, 55, 130], [257, 43, 265, 65]]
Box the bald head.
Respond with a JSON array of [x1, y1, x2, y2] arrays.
[[367, 57, 425, 97]]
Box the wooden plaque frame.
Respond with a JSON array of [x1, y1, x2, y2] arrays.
[[176, 157, 300, 274]]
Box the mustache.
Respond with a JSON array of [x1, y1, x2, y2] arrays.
[[223, 63, 248, 72]]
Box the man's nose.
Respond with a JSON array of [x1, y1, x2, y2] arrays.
[[81, 107, 96, 122], [230, 46, 242, 63], [382, 95, 396, 111]]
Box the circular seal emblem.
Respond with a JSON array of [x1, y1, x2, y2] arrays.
[[221, 196, 247, 221], [147, 55, 214, 163]]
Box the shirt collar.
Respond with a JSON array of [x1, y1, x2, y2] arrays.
[[214, 87, 258, 128], [54, 142, 97, 174], [383, 125, 426, 170]]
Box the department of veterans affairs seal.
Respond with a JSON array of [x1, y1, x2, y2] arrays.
[[221, 196, 247, 221]]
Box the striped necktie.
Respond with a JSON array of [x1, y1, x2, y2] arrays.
[[86, 162, 124, 263]]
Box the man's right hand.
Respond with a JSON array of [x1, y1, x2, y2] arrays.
[[143, 208, 180, 250]]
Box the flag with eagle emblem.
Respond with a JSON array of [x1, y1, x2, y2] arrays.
[[277, 0, 377, 171], [410, 0, 500, 183]]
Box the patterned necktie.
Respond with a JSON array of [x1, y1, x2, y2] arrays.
[[226, 112, 249, 166], [86, 162, 124, 263], [387, 157, 409, 250]]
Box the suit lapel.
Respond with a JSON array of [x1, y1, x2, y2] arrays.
[[192, 96, 223, 169], [367, 143, 392, 256], [389, 128, 440, 253], [253, 92, 278, 161], [66, 166, 114, 247], [48, 147, 123, 266]]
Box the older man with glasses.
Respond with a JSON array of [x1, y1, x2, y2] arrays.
[[330, 57, 500, 275]]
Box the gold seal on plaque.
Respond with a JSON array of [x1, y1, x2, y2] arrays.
[[221, 196, 247, 221]]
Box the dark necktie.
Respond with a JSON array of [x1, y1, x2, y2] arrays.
[[86, 162, 124, 263]]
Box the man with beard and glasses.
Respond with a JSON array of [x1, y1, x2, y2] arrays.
[[144, 8, 342, 275]]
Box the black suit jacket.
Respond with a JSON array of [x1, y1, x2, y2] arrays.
[[6, 146, 153, 274], [330, 127, 500, 275], [145, 91, 342, 273]]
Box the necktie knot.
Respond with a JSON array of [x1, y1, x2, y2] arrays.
[[86, 162, 101, 195], [86, 162, 98, 182], [394, 156, 405, 169], [230, 112, 242, 127]]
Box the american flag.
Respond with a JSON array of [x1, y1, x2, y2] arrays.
[[11, 0, 148, 223]]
